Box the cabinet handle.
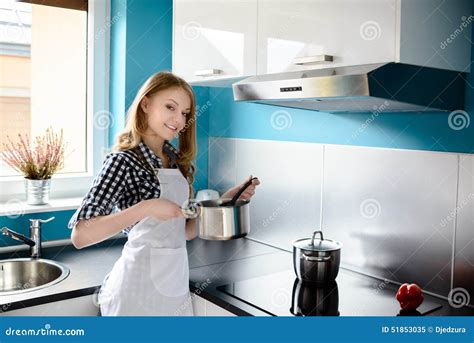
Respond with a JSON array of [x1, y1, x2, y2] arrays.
[[194, 69, 222, 77], [293, 55, 334, 66]]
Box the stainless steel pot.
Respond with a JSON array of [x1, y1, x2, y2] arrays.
[[183, 198, 250, 240], [196, 198, 250, 240], [182, 177, 258, 240], [292, 230, 342, 284]]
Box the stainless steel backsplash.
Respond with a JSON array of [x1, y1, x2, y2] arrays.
[[208, 137, 473, 304], [453, 155, 474, 306]]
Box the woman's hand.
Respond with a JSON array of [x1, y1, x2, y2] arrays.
[[221, 175, 261, 201], [141, 198, 185, 221]]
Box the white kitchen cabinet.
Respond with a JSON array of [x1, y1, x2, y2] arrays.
[[173, 0, 258, 84], [2, 293, 234, 316], [257, 0, 397, 74], [192, 294, 236, 316], [174, 0, 471, 85], [192, 293, 207, 316], [205, 298, 236, 316], [257, 0, 471, 74], [1, 294, 99, 316]]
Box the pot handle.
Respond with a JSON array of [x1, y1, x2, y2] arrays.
[[303, 254, 331, 262], [181, 199, 201, 219], [310, 230, 324, 246]]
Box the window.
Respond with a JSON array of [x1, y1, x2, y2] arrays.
[[0, 0, 88, 177], [0, 0, 109, 200]]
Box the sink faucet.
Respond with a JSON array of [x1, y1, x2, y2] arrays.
[[1, 217, 55, 258]]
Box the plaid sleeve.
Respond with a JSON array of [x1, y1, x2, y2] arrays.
[[68, 153, 128, 230]]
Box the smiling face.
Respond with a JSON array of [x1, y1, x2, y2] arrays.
[[140, 86, 192, 143]]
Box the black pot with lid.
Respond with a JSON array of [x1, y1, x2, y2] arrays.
[[292, 230, 342, 284]]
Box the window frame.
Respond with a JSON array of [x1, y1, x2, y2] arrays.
[[0, 0, 110, 202]]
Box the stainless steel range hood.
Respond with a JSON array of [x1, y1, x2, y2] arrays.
[[232, 63, 465, 113]]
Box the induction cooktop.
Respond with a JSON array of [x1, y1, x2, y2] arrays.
[[217, 269, 442, 316]]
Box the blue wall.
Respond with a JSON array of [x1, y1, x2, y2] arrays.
[[207, 32, 474, 153], [108, 0, 127, 146], [109, 0, 173, 146], [208, 87, 474, 154], [192, 86, 211, 193], [0, 211, 76, 248]]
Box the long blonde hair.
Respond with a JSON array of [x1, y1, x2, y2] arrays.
[[114, 72, 197, 197]]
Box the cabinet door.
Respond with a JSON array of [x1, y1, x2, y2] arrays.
[[1, 294, 99, 316], [257, 0, 396, 74], [173, 0, 257, 83], [205, 298, 236, 316], [191, 293, 207, 316], [191, 294, 236, 316]]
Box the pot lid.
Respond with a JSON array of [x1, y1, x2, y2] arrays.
[[293, 231, 342, 252]]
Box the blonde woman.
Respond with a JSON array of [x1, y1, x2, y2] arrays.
[[68, 72, 260, 316]]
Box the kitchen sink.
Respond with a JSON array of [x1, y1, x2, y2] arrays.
[[0, 258, 70, 295]]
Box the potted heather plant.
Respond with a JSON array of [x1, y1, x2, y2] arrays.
[[0, 127, 67, 205]]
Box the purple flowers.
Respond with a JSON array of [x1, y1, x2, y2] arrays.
[[0, 127, 67, 180]]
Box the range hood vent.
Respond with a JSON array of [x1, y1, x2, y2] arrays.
[[232, 63, 465, 113]]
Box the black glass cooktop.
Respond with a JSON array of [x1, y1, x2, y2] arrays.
[[217, 269, 442, 316]]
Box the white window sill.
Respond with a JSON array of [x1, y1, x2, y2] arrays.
[[0, 196, 83, 217], [0, 175, 93, 207]]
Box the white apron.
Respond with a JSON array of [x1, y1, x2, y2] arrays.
[[98, 168, 194, 316]]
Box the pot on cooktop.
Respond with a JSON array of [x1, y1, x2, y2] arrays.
[[292, 230, 342, 284]]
